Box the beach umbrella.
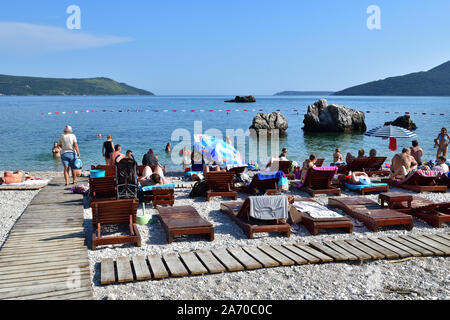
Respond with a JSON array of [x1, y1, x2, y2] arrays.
[[365, 125, 417, 151], [193, 135, 244, 166]]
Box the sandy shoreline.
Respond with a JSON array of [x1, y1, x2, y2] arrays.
[[1, 170, 449, 300]]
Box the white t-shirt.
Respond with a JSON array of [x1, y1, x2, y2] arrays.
[[440, 163, 449, 173], [59, 133, 77, 155]]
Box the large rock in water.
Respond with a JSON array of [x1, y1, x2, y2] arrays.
[[384, 115, 417, 131], [250, 112, 288, 135], [303, 99, 367, 133], [225, 96, 256, 103]]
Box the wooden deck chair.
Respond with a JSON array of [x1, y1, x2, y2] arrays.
[[91, 165, 116, 177], [383, 170, 447, 193], [277, 161, 295, 180], [91, 199, 141, 250], [293, 166, 341, 197], [315, 158, 325, 167], [328, 196, 413, 232], [387, 195, 450, 228], [290, 196, 353, 235], [204, 171, 237, 201], [346, 158, 369, 173], [157, 205, 214, 243], [89, 176, 117, 204], [220, 197, 291, 239], [247, 174, 279, 195], [363, 157, 390, 177]]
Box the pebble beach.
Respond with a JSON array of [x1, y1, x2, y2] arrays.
[[1, 170, 448, 300]]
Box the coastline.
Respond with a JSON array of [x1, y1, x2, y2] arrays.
[[1, 170, 448, 300]]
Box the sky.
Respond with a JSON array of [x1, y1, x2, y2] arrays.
[[1, 0, 450, 95]]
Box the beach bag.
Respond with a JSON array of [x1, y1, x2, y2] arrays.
[[278, 176, 289, 191], [189, 180, 206, 198], [73, 158, 83, 170]]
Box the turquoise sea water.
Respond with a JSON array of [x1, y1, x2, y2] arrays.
[[0, 95, 449, 171]]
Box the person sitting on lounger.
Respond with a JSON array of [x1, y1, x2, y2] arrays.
[[346, 149, 367, 164], [300, 154, 317, 182], [138, 165, 171, 186], [369, 149, 377, 157], [433, 156, 449, 173], [410, 140, 423, 166], [205, 161, 222, 173], [265, 148, 289, 170], [389, 148, 418, 180]]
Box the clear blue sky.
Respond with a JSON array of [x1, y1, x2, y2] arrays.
[[1, 0, 450, 95]]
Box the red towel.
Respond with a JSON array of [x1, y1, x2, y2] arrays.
[[389, 138, 397, 151]]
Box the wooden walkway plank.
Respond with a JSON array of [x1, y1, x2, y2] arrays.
[[210, 248, 244, 272], [242, 247, 280, 268], [116, 257, 134, 283], [367, 238, 411, 258], [258, 245, 295, 266], [355, 238, 399, 259], [132, 256, 152, 281], [408, 235, 450, 255], [0, 254, 88, 267], [179, 252, 209, 276], [329, 240, 370, 261], [195, 250, 227, 274], [435, 233, 450, 242], [292, 243, 334, 263], [308, 241, 348, 261], [423, 234, 450, 248], [270, 245, 308, 265], [378, 236, 421, 257], [0, 280, 91, 300], [227, 247, 263, 270], [344, 239, 385, 260], [283, 244, 320, 263], [162, 253, 189, 277], [398, 235, 444, 255], [147, 255, 169, 279], [386, 236, 434, 257], [0, 273, 91, 291]]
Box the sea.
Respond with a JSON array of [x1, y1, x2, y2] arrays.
[[0, 95, 448, 172]]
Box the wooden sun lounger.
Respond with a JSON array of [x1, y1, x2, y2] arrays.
[[91, 199, 141, 250], [89, 176, 117, 204], [382, 172, 447, 193], [328, 197, 413, 232], [343, 158, 369, 174], [247, 175, 279, 195], [315, 159, 325, 167], [204, 171, 237, 201], [220, 199, 291, 239], [290, 197, 353, 235], [293, 167, 341, 197], [91, 165, 116, 177], [157, 206, 214, 244], [363, 157, 390, 177], [342, 181, 389, 195], [387, 194, 450, 228], [277, 161, 295, 180]]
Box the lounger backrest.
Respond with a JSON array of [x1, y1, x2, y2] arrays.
[[248, 175, 279, 190], [204, 172, 235, 191], [364, 157, 387, 171], [403, 171, 440, 186], [91, 199, 138, 225], [347, 158, 369, 172], [315, 159, 325, 167], [91, 165, 116, 177], [277, 161, 293, 175], [89, 176, 117, 198], [227, 166, 247, 175], [304, 167, 337, 188], [237, 198, 251, 219]]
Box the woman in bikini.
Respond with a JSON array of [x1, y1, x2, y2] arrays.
[[435, 128, 450, 159]]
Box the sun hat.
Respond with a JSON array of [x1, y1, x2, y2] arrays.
[[64, 125, 73, 133]]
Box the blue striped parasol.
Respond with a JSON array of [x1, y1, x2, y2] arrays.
[[365, 125, 417, 139]]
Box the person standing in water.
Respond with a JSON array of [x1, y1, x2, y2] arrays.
[[102, 135, 114, 165], [52, 142, 61, 158], [165, 143, 172, 153], [58, 126, 81, 186]]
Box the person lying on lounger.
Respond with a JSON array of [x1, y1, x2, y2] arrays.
[[0, 171, 39, 185], [337, 171, 371, 185], [138, 165, 171, 186]]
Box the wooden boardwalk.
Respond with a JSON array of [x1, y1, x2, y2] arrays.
[[101, 232, 450, 285], [0, 177, 93, 300]]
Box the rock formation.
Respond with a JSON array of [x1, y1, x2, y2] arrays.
[[384, 115, 417, 131], [250, 112, 288, 135], [225, 96, 256, 103], [303, 99, 367, 133]]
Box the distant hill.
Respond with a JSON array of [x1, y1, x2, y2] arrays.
[[274, 91, 334, 96], [334, 60, 450, 96], [0, 74, 154, 96]]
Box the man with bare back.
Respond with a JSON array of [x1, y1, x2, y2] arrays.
[[389, 148, 418, 180]]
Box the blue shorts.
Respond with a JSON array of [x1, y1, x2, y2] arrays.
[[61, 152, 77, 169]]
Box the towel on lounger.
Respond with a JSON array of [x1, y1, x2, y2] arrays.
[[293, 201, 343, 219], [249, 195, 288, 220]]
